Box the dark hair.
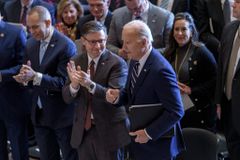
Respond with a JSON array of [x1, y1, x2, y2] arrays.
[[165, 12, 201, 61], [80, 20, 107, 36]]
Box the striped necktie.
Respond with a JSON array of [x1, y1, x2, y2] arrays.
[[130, 61, 140, 95], [160, 0, 169, 10]]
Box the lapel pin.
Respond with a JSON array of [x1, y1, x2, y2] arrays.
[[152, 19, 156, 23], [50, 44, 54, 47], [193, 61, 197, 65], [144, 69, 147, 72], [101, 62, 105, 65], [0, 33, 4, 37]]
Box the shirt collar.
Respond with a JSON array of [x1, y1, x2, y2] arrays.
[[138, 46, 152, 71], [87, 52, 103, 67], [21, 0, 33, 8]]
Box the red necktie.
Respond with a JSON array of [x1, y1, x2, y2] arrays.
[[20, 6, 28, 25], [84, 60, 95, 130]]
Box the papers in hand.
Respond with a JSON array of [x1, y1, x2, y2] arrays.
[[181, 93, 194, 111], [129, 103, 175, 138]]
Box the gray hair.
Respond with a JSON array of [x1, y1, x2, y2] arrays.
[[27, 6, 51, 22], [123, 20, 153, 43]]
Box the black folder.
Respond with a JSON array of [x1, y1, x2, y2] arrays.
[[129, 103, 175, 138]]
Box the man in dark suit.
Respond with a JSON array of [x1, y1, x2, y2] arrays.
[[150, 0, 190, 14], [107, 0, 173, 60], [215, 1, 240, 160], [13, 6, 77, 160], [3, 0, 56, 25], [193, 0, 231, 60], [62, 21, 130, 160], [106, 20, 185, 160], [0, 13, 30, 160], [77, 0, 112, 35]]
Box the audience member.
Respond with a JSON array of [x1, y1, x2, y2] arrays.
[[62, 21, 130, 160], [165, 12, 217, 131], [77, 0, 112, 34], [107, 0, 174, 60], [0, 13, 30, 160], [56, 0, 83, 41], [4, 0, 56, 25], [13, 6, 77, 160], [106, 20, 185, 160], [215, 0, 240, 159]]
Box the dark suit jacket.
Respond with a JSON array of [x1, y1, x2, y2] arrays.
[[62, 50, 131, 151], [77, 11, 112, 36], [4, 0, 56, 24], [25, 29, 76, 129], [169, 44, 217, 129], [194, 0, 225, 59], [118, 48, 185, 160], [0, 21, 30, 119], [215, 20, 240, 134], [150, 0, 190, 14]]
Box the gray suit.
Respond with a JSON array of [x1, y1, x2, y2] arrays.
[[62, 50, 130, 158], [107, 2, 174, 54]]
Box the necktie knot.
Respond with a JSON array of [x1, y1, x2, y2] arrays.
[[21, 6, 28, 25]]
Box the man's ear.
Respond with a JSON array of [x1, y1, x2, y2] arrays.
[[45, 19, 51, 27]]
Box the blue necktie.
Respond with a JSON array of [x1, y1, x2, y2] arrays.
[[130, 61, 140, 95], [39, 41, 48, 64]]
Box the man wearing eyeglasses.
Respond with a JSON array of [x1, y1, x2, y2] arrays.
[[13, 6, 77, 160], [63, 20, 130, 160], [107, 0, 174, 60]]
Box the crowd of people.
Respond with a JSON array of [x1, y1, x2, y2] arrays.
[[0, 0, 239, 160]]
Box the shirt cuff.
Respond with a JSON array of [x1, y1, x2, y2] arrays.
[[69, 84, 80, 97], [33, 72, 42, 86], [88, 82, 96, 94], [144, 129, 152, 140]]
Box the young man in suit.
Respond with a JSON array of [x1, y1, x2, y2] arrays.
[[0, 13, 30, 160], [13, 6, 77, 160], [215, 1, 240, 159], [107, 0, 174, 60], [3, 0, 56, 25], [106, 20, 185, 160], [62, 21, 130, 160]]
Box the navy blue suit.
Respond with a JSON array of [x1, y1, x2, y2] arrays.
[[0, 21, 30, 160], [4, 0, 56, 25], [118, 48, 185, 160], [24, 29, 77, 160]]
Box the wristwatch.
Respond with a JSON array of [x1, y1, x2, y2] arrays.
[[87, 82, 95, 92]]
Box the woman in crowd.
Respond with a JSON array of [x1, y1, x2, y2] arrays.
[[165, 12, 217, 131], [56, 0, 83, 41]]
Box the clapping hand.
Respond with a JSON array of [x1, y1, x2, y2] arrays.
[[13, 60, 35, 84]]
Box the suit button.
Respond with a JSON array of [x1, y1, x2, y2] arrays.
[[198, 109, 201, 112], [201, 120, 204, 124], [189, 67, 192, 71], [189, 58, 192, 61], [195, 98, 198, 102]]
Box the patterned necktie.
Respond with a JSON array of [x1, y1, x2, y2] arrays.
[[85, 60, 95, 130], [160, 0, 169, 10], [39, 41, 48, 64], [20, 6, 28, 25], [225, 29, 240, 99], [130, 61, 140, 95], [223, 0, 231, 23]]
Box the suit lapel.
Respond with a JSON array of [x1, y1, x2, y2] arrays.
[[93, 51, 109, 81], [40, 30, 57, 69], [147, 3, 158, 28], [223, 22, 240, 79], [131, 51, 153, 102]]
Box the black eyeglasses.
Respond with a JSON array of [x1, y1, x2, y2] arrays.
[[82, 36, 106, 46]]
